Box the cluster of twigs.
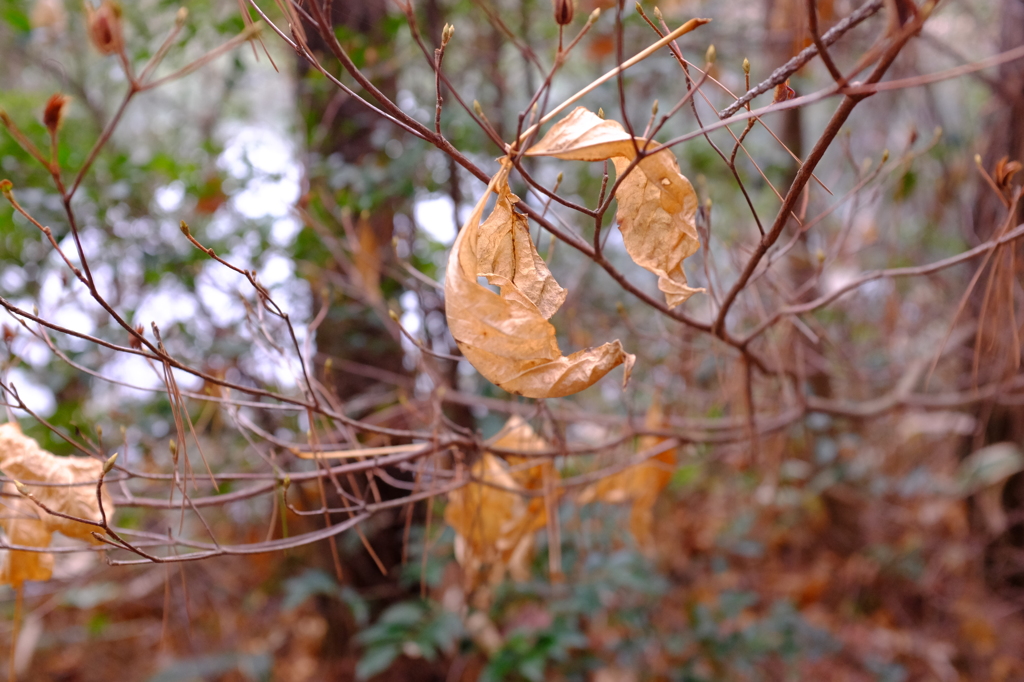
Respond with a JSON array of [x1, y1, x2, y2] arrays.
[[1, 0, 1023, 583]]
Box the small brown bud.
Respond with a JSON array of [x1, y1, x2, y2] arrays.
[[85, 1, 124, 56], [552, 0, 574, 25], [43, 93, 70, 133], [0, 179, 13, 197], [129, 324, 144, 350], [994, 156, 1022, 191], [772, 79, 796, 103]]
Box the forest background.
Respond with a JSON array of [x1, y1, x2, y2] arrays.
[[3, 0, 1024, 680]]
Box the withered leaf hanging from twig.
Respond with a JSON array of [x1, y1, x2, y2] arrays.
[[526, 106, 703, 308]]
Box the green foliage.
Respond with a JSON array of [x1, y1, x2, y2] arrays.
[[147, 652, 273, 682], [0, 0, 30, 35], [282, 568, 370, 626], [355, 600, 463, 680], [678, 597, 839, 681]]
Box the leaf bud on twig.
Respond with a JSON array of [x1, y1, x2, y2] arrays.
[[705, 44, 716, 65], [175, 7, 188, 27], [14, 481, 29, 496], [102, 452, 119, 475], [742, 58, 750, 75], [552, 0, 574, 26], [587, 8, 600, 24], [43, 93, 71, 134], [651, 99, 659, 116], [85, 1, 124, 56]]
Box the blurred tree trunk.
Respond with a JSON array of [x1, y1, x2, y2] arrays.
[[297, 0, 407, 408], [294, 0, 420, 643], [766, 0, 836, 400], [293, 8, 469, 672], [971, 0, 1024, 591], [975, 0, 1024, 237]]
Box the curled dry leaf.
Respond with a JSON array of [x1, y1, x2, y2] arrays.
[[526, 106, 703, 308], [0, 422, 114, 543], [445, 164, 634, 398], [0, 487, 54, 586], [445, 417, 554, 590]]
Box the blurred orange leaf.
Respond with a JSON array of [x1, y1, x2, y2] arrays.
[[0, 423, 114, 544], [0, 488, 54, 586], [579, 398, 676, 549]]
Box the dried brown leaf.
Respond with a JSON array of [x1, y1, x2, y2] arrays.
[[526, 106, 703, 308], [444, 166, 634, 398], [0, 423, 113, 543]]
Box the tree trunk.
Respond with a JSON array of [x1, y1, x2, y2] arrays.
[[970, 0, 1024, 593]]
